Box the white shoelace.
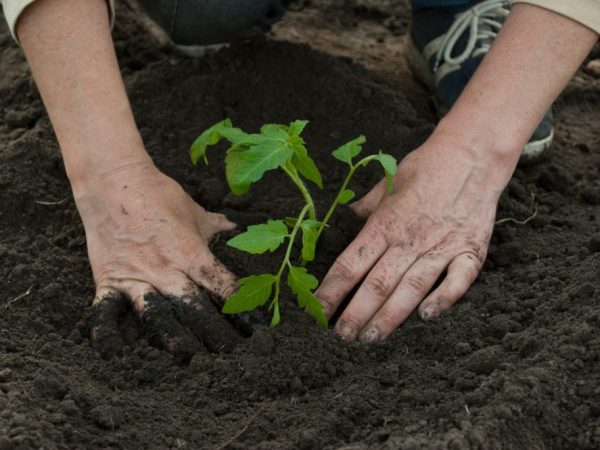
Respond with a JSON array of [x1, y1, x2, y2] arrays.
[[433, 0, 510, 72]]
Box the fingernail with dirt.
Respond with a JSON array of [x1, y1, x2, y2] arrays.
[[421, 306, 437, 321], [334, 320, 356, 341], [359, 327, 380, 343]]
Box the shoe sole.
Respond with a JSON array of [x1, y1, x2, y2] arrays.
[[404, 35, 552, 164], [175, 43, 228, 57]]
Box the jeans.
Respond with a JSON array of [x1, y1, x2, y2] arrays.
[[137, 0, 479, 46], [137, 0, 292, 46]]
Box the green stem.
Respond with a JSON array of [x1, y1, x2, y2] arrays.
[[282, 164, 316, 221], [270, 203, 311, 310], [315, 155, 378, 241]]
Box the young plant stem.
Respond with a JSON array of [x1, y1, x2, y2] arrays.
[[270, 203, 311, 313], [282, 163, 316, 221], [315, 154, 378, 240]]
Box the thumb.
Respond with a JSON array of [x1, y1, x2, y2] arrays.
[[350, 179, 386, 219]]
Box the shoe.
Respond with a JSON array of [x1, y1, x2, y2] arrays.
[[406, 0, 554, 163]]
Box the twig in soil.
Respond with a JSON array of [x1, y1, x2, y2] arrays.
[[214, 407, 263, 450], [4, 286, 33, 309], [34, 197, 68, 206], [495, 193, 538, 226]]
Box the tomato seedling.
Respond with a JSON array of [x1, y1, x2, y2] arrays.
[[191, 119, 397, 327]]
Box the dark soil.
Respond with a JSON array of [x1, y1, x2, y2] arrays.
[[2, 1, 600, 449]]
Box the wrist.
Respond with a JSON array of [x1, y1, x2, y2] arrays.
[[63, 132, 153, 192], [67, 148, 156, 202], [415, 123, 520, 203], [429, 117, 523, 180]]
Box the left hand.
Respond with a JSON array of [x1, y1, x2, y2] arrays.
[[316, 134, 517, 342]]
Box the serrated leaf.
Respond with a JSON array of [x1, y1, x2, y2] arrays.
[[225, 146, 250, 195], [290, 139, 323, 188], [331, 135, 366, 165], [259, 124, 289, 140], [299, 290, 328, 327], [227, 140, 294, 194], [222, 274, 276, 314], [190, 119, 232, 164], [300, 219, 320, 262], [288, 120, 309, 136], [338, 189, 355, 205], [287, 267, 327, 327], [373, 152, 397, 193], [227, 220, 288, 254], [287, 265, 319, 295]]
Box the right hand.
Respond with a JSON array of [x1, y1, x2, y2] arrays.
[[75, 161, 242, 361]]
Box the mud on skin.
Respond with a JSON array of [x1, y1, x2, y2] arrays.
[[1, 1, 600, 449]]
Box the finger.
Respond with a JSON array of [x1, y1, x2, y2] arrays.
[[171, 291, 243, 353], [197, 211, 236, 241], [333, 247, 418, 341], [350, 179, 386, 219], [88, 287, 127, 359], [152, 271, 200, 298], [418, 252, 482, 320], [187, 252, 238, 300], [358, 253, 449, 342], [315, 224, 388, 318], [132, 284, 205, 363]]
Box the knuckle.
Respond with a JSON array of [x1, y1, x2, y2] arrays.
[[317, 294, 337, 316], [363, 275, 394, 299], [404, 274, 428, 295], [376, 309, 399, 330], [331, 256, 359, 283]]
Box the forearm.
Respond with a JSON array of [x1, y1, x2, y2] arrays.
[[433, 3, 598, 170], [17, 0, 151, 194]]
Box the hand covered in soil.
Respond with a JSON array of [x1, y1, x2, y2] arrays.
[[316, 134, 515, 342], [75, 162, 242, 360]]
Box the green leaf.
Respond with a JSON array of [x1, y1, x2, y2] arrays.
[[227, 140, 294, 194], [331, 135, 366, 165], [259, 124, 289, 140], [190, 119, 232, 165], [287, 266, 327, 327], [290, 138, 323, 188], [227, 220, 288, 254], [299, 290, 328, 327], [373, 152, 397, 193], [225, 146, 251, 195], [222, 274, 276, 314], [300, 219, 320, 262], [287, 265, 319, 294], [288, 120, 309, 136], [338, 189, 355, 205]]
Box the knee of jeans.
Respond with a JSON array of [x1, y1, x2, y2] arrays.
[[137, 0, 292, 46]]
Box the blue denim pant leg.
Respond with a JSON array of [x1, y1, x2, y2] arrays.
[[137, 0, 291, 46]]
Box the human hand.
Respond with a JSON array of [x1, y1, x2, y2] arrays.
[[316, 134, 518, 342], [75, 162, 242, 360]]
